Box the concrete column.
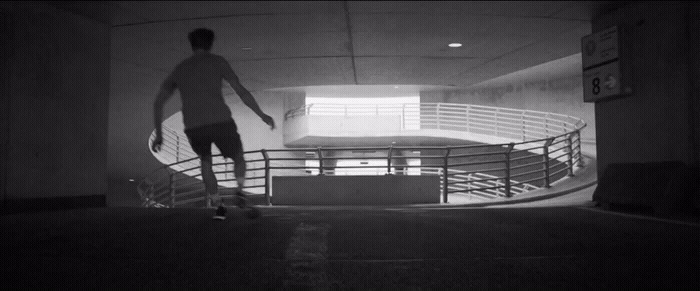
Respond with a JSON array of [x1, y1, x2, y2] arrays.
[[0, 8, 12, 206], [0, 2, 110, 209], [591, 2, 699, 180], [689, 4, 700, 208]]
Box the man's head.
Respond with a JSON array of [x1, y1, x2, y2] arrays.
[[188, 28, 215, 51]]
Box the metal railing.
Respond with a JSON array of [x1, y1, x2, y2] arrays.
[[139, 103, 586, 207], [286, 103, 584, 139]]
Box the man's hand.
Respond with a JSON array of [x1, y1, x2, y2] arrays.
[[151, 134, 163, 152], [262, 114, 276, 130]]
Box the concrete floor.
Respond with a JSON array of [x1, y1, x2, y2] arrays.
[[1, 199, 698, 289], [7, 143, 697, 288]]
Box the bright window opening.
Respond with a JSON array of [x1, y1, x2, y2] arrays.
[[305, 96, 420, 130], [305, 157, 421, 176], [303, 95, 422, 175], [306, 96, 419, 106]]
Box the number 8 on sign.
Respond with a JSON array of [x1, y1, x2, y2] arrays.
[[592, 77, 601, 95]]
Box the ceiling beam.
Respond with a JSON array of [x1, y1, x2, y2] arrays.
[[343, 1, 358, 85]]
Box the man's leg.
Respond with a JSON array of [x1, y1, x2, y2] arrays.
[[213, 119, 248, 207], [200, 155, 221, 207], [202, 155, 227, 220], [213, 120, 246, 193], [226, 141, 248, 208], [233, 151, 247, 192]]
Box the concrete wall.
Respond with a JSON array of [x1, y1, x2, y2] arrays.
[[420, 54, 596, 142], [272, 175, 441, 205], [591, 2, 699, 181], [692, 6, 700, 193], [0, 2, 110, 204]]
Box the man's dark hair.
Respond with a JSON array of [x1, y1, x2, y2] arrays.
[[188, 28, 215, 51]]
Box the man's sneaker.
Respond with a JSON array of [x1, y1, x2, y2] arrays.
[[207, 192, 222, 209], [234, 190, 248, 209], [212, 205, 227, 220]]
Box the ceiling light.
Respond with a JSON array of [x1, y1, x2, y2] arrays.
[[448, 43, 462, 48], [241, 47, 252, 51], [129, 179, 135, 182]]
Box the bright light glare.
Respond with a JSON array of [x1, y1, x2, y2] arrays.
[[306, 96, 419, 105], [448, 43, 462, 48]]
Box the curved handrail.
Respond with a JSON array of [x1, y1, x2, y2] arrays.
[[286, 103, 582, 141], [139, 103, 586, 207]]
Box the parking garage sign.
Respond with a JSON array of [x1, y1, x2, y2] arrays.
[[582, 26, 628, 102]]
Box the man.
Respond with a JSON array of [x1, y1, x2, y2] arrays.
[[152, 28, 275, 220]]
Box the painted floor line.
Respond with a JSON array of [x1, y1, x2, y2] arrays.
[[576, 207, 700, 227], [284, 222, 331, 287], [266, 255, 579, 263]]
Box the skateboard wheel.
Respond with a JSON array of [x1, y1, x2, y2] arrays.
[[245, 207, 260, 219], [235, 196, 246, 208]]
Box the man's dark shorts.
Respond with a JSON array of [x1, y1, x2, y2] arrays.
[[184, 119, 243, 159]]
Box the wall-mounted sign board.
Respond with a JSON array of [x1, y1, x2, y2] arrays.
[[582, 26, 631, 102]]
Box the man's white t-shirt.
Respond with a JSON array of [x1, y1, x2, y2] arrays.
[[162, 52, 235, 130]]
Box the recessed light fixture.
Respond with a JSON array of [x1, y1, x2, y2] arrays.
[[448, 43, 462, 48], [129, 179, 135, 182], [241, 47, 252, 51]]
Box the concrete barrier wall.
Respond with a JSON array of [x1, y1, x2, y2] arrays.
[[272, 175, 440, 205]]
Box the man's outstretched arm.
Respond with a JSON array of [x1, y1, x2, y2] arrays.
[[221, 59, 275, 130], [152, 76, 176, 152]]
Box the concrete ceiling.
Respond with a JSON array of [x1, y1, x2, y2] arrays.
[[109, 1, 622, 95]]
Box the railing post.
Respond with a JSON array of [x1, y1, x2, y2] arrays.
[[566, 134, 575, 177], [521, 112, 526, 141], [465, 104, 471, 133], [575, 130, 585, 167], [317, 147, 324, 175], [436, 103, 441, 130], [504, 143, 514, 198], [543, 138, 554, 188], [401, 104, 406, 130], [495, 108, 500, 137], [387, 145, 393, 175], [544, 113, 550, 137], [466, 174, 472, 192], [176, 133, 180, 163], [262, 149, 271, 205], [169, 169, 175, 207], [442, 147, 451, 203]]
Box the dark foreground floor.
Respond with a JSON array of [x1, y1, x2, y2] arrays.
[[1, 205, 698, 289]]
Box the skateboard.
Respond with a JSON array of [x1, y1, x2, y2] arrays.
[[210, 191, 260, 219], [234, 193, 261, 219]]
